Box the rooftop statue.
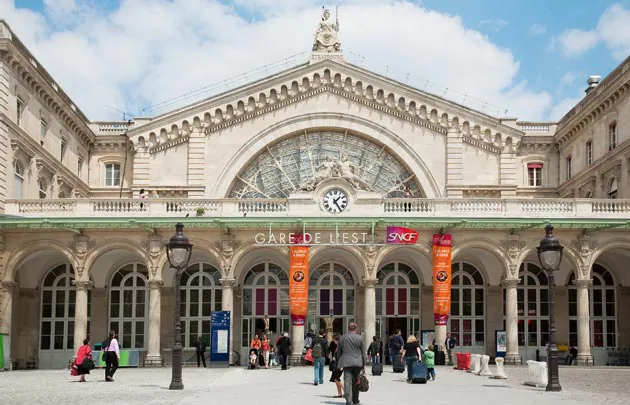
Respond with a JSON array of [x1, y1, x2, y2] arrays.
[[313, 7, 341, 52]]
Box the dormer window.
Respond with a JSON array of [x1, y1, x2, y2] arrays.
[[527, 163, 543, 187], [609, 122, 617, 150]]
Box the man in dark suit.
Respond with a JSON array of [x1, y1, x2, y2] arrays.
[[336, 322, 365, 405], [195, 336, 207, 368], [277, 332, 292, 370]]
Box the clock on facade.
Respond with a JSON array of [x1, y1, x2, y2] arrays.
[[322, 188, 348, 214]]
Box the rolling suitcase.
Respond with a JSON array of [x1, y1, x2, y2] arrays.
[[371, 362, 383, 376], [411, 361, 428, 384], [392, 353, 405, 373]]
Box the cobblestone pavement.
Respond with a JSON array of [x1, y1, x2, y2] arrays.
[[0, 365, 629, 404]]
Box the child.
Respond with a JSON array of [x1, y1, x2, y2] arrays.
[[423, 344, 436, 380], [269, 345, 278, 367], [249, 349, 258, 369]]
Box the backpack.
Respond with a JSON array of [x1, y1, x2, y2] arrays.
[[312, 337, 324, 358]]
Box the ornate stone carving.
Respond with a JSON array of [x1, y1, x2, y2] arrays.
[[571, 234, 597, 266], [313, 8, 341, 52], [73, 280, 92, 290], [499, 235, 527, 262], [363, 278, 378, 288], [1, 281, 15, 291], [148, 279, 164, 289], [71, 234, 95, 258], [220, 278, 237, 289], [143, 234, 166, 257], [574, 279, 592, 289], [299, 154, 373, 191], [502, 278, 519, 288]]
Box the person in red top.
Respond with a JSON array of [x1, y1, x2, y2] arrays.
[[261, 336, 271, 369], [73, 337, 93, 382]]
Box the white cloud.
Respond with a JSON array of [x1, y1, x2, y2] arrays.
[[551, 3, 630, 60], [529, 23, 546, 36], [1, 0, 552, 121], [549, 96, 583, 121], [479, 18, 508, 31], [560, 71, 578, 87]]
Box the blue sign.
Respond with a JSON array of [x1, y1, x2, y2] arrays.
[[495, 330, 506, 358], [210, 311, 231, 364]]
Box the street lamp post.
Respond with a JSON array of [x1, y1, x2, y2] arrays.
[[166, 223, 193, 391], [536, 224, 563, 392]]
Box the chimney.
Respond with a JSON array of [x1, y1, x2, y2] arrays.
[[585, 75, 601, 94]]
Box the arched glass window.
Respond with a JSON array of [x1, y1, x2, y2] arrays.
[[568, 264, 616, 347], [38, 178, 47, 199], [309, 263, 355, 316], [13, 160, 24, 199], [450, 262, 485, 348], [180, 263, 222, 348], [241, 262, 289, 347], [375, 263, 421, 338], [109, 263, 148, 349], [503, 262, 549, 347], [40, 264, 91, 351]]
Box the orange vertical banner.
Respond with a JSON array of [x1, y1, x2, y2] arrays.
[[432, 234, 453, 326], [289, 234, 309, 326]]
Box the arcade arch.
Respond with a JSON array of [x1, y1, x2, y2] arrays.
[[450, 262, 486, 353], [307, 262, 356, 336], [109, 263, 149, 349], [376, 262, 421, 341]]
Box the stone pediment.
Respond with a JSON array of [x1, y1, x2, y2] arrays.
[[128, 59, 523, 155]]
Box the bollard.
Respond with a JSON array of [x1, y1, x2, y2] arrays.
[[468, 354, 481, 374], [477, 355, 493, 376], [536, 349, 540, 362], [524, 360, 548, 387], [490, 357, 508, 379]]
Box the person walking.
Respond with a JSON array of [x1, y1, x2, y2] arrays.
[[389, 329, 404, 368], [277, 332, 291, 370], [367, 336, 382, 364], [195, 336, 207, 368], [101, 330, 120, 382], [328, 334, 344, 398], [73, 337, 93, 382], [262, 336, 271, 368], [336, 322, 365, 405], [312, 329, 329, 385], [445, 333, 457, 366], [400, 335, 422, 382]]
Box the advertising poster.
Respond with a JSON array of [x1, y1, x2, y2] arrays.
[[210, 311, 231, 364], [432, 234, 453, 325], [289, 234, 309, 326], [496, 330, 507, 358]]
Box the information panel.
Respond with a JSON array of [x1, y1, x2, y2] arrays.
[[210, 311, 231, 365]]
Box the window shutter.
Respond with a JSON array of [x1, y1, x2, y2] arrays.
[[527, 163, 543, 169]]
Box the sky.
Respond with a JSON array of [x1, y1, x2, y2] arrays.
[[2, 0, 630, 122]]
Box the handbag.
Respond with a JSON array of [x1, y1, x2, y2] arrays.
[[356, 369, 369, 392], [82, 358, 96, 370], [329, 360, 336, 372]]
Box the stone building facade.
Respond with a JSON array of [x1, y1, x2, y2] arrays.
[[0, 14, 629, 370]]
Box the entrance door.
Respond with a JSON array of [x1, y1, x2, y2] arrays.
[[387, 318, 408, 340]]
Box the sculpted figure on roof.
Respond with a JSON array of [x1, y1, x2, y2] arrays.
[[313, 8, 341, 52]]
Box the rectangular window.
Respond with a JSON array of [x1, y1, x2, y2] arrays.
[[609, 122, 617, 150], [104, 163, 121, 187], [60, 137, 68, 161], [527, 163, 543, 187], [40, 118, 47, 145], [16, 97, 23, 126], [565, 156, 572, 180], [77, 157, 83, 176], [585, 141, 593, 165]]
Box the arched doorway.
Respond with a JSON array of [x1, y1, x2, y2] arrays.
[[241, 262, 290, 352], [307, 262, 356, 336], [568, 264, 617, 363], [39, 264, 91, 369], [109, 263, 148, 349], [503, 262, 549, 360], [180, 263, 222, 348], [376, 262, 421, 341], [450, 262, 486, 354]]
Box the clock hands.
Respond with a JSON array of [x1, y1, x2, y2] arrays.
[[333, 197, 342, 212]]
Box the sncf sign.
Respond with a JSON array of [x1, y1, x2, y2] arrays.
[[386, 226, 419, 245]]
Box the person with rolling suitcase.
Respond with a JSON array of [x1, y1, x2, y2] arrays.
[[400, 335, 422, 382], [367, 336, 383, 376], [390, 330, 404, 372]]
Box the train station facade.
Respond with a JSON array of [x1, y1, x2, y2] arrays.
[[1, 15, 630, 369]]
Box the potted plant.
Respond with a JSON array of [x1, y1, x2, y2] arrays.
[[196, 207, 206, 217]]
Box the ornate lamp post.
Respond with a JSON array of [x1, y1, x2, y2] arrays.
[[536, 224, 563, 392], [166, 223, 193, 391]]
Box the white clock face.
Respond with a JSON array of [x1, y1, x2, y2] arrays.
[[322, 189, 348, 214]]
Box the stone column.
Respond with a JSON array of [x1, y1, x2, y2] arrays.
[[575, 279, 593, 365], [145, 279, 163, 366], [363, 279, 377, 353], [503, 278, 520, 364], [220, 278, 236, 365], [73, 280, 91, 354], [290, 324, 305, 365], [0, 281, 14, 370]]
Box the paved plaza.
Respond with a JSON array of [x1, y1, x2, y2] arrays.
[[0, 365, 629, 404]]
